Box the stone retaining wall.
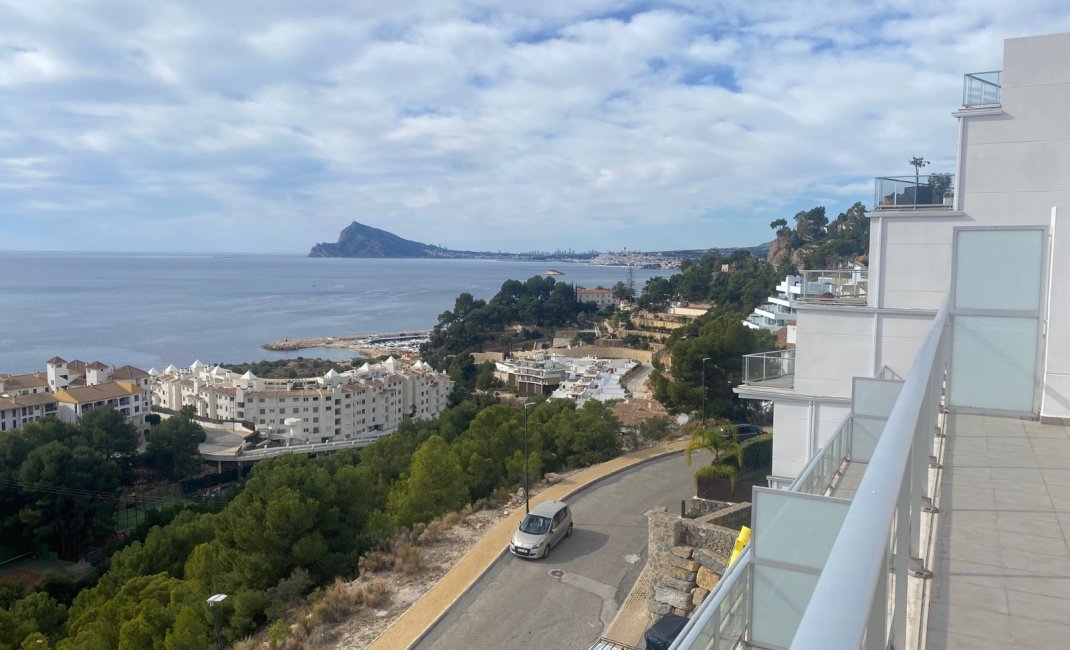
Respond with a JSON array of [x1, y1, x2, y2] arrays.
[[645, 503, 751, 617]]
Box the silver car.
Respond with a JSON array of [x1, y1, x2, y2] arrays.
[[509, 500, 573, 559]]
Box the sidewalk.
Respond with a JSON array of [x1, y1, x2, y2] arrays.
[[368, 439, 689, 650]]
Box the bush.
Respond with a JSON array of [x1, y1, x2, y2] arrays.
[[357, 551, 392, 576], [723, 434, 773, 472], [419, 520, 447, 544], [392, 541, 422, 575], [308, 580, 355, 626], [695, 464, 738, 482]]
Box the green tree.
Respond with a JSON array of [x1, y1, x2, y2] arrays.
[[18, 442, 120, 558], [144, 415, 206, 480], [78, 407, 139, 459], [684, 422, 744, 486], [389, 435, 467, 528], [611, 281, 635, 301], [909, 155, 929, 191]]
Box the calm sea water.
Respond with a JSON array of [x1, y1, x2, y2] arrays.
[[0, 253, 663, 374]]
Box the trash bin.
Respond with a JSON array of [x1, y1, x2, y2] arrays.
[[643, 613, 689, 650]]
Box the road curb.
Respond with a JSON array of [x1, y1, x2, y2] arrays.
[[368, 440, 688, 650]]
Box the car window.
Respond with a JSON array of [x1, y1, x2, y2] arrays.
[[520, 514, 551, 535]]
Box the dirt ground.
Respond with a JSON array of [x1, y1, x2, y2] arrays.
[[324, 506, 510, 649]]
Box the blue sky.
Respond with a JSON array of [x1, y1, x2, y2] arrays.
[[2, 1, 1069, 253]]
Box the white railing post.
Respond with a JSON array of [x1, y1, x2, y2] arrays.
[[865, 540, 889, 650], [892, 470, 910, 648]]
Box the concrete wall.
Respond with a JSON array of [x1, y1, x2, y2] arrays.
[[770, 400, 850, 481]]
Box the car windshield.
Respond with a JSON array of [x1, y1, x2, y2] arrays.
[[519, 514, 551, 535]]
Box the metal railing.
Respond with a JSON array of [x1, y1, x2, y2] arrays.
[[741, 349, 795, 387], [674, 299, 949, 649], [963, 70, 1001, 108], [795, 269, 869, 305], [792, 416, 852, 496], [670, 546, 752, 650], [874, 173, 955, 209], [792, 299, 949, 648]]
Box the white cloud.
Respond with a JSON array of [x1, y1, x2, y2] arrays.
[[2, 1, 1070, 252]]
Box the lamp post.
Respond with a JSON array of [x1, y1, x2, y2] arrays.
[[523, 401, 535, 514], [207, 593, 227, 650], [701, 357, 711, 425]]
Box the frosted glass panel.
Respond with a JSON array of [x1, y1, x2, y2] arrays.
[[955, 229, 1043, 311], [951, 316, 1038, 412], [852, 417, 885, 462], [753, 489, 850, 570], [853, 378, 903, 418], [751, 565, 819, 649]]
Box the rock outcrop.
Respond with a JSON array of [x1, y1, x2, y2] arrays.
[[309, 221, 440, 258]]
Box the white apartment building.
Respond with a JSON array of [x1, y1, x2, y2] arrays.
[[0, 359, 151, 433], [736, 32, 1070, 487], [494, 354, 568, 395], [666, 33, 1070, 650], [151, 357, 453, 444], [743, 274, 800, 336]]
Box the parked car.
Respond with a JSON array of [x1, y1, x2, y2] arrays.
[[509, 500, 573, 559], [728, 423, 764, 441]]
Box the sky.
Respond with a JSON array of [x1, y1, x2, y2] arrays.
[[2, 2, 1070, 254]]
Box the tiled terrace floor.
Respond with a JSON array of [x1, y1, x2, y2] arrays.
[[926, 413, 1070, 649]]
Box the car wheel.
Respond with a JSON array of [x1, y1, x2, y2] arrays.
[[566, 523, 573, 537], [543, 543, 551, 559]]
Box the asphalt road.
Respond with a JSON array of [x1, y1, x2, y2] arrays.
[[415, 450, 703, 650]]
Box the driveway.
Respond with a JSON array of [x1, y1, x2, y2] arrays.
[[415, 451, 702, 649]]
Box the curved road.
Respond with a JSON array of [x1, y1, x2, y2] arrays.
[[415, 451, 704, 649]]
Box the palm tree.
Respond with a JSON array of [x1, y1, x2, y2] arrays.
[[909, 156, 929, 201], [684, 421, 744, 469]]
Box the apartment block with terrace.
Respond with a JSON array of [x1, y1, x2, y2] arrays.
[[150, 357, 453, 446], [669, 32, 1070, 650], [0, 358, 151, 433]]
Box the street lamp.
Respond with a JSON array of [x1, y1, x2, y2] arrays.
[[207, 593, 227, 650], [701, 357, 711, 425], [523, 402, 535, 514]]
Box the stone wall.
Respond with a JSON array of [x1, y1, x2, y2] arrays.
[[645, 503, 751, 618]]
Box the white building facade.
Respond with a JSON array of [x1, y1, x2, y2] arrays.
[[737, 33, 1070, 486], [0, 359, 152, 433], [152, 357, 453, 444]]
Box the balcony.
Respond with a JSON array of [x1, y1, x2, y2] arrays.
[[962, 70, 1001, 109], [795, 269, 868, 306], [874, 173, 955, 210], [673, 299, 1070, 649], [741, 349, 794, 389]]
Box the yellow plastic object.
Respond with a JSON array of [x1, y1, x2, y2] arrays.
[[727, 525, 751, 568]]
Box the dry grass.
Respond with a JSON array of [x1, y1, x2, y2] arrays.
[[392, 541, 423, 575], [419, 519, 448, 544], [358, 550, 393, 576]]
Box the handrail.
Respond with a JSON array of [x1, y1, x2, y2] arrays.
[[790, 416, 850, 495], [791, 299, 949, 647], [669, 546, 752, 649]]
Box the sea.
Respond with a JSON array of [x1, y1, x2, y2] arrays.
[[0, 252, 666, 375]]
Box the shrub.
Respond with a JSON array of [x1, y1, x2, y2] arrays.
[[392, 541, 422, 575], [353, 580, 389, 608], [695, 464, 738, 483], [419, 520, 447, 544], [723, 434, 773, 472], [358, 551, 393, 576], [308, 579, 355, 626]]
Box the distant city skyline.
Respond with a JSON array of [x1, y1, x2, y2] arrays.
[[3, 2, 1070, 253]]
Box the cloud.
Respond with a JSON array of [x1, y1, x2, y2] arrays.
[[2, 1, 1070, 252]]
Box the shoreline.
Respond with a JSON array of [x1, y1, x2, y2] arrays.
[[262, 330, 432, 359]]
